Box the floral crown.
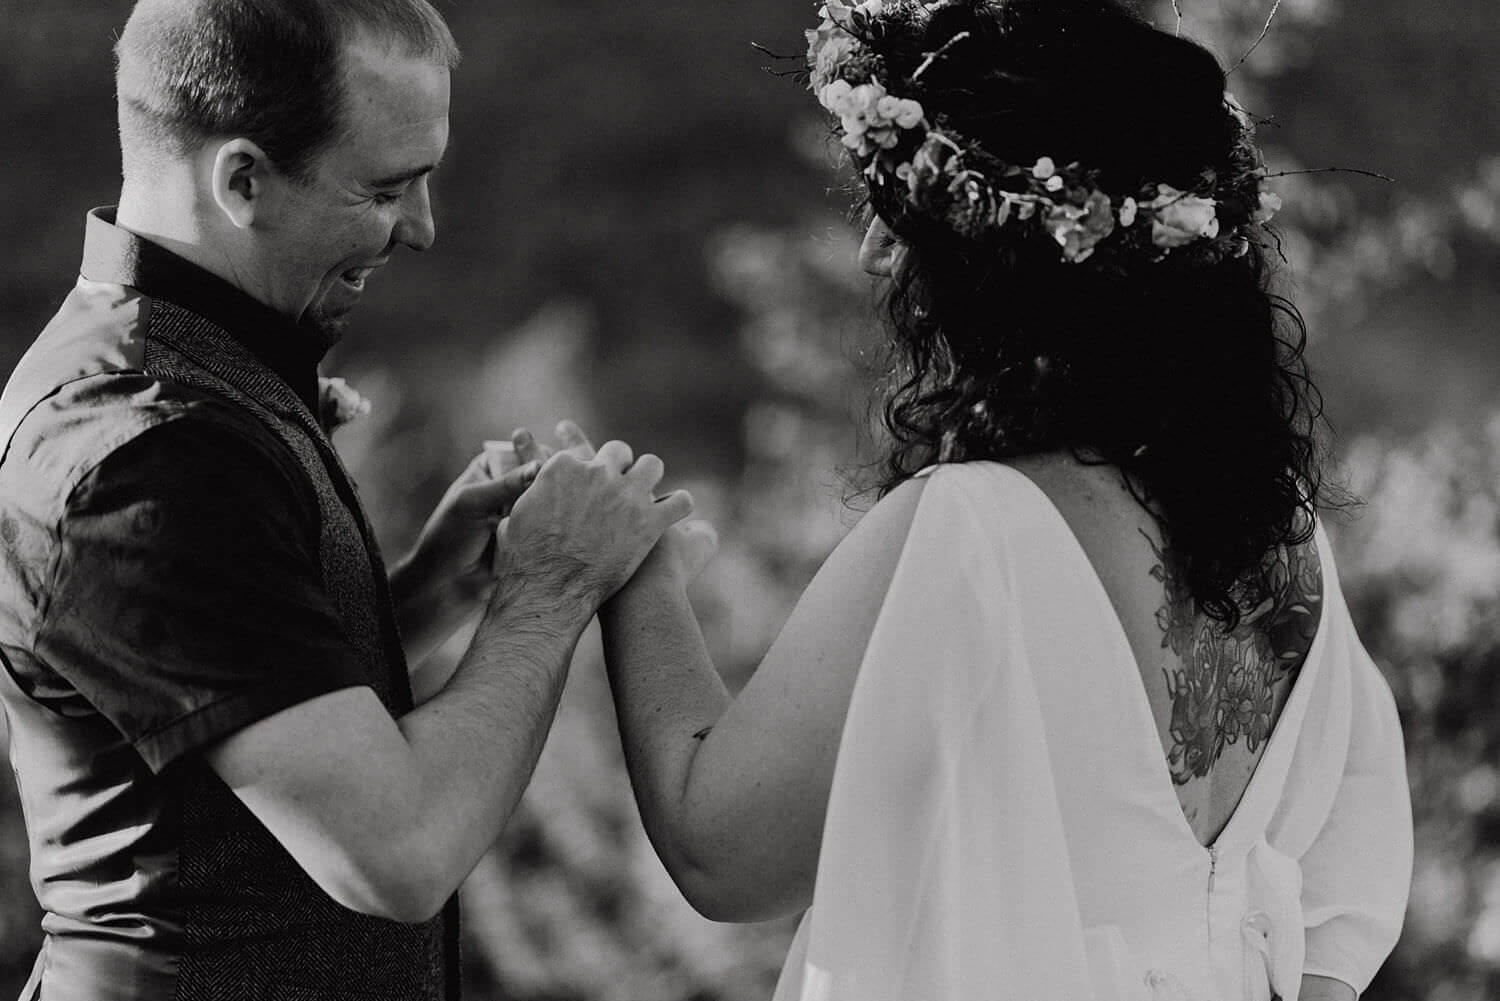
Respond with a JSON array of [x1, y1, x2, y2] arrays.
[[805, 0, 1283, 264]]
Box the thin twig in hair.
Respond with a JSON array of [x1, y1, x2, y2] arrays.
[[911, 31, 972, 81], [1264, 166, 1396, 183], [1270, 229, 1288, 264], [751, 41, 798, 60], [752, 41, 808, 79], [1230, 0, 1282, 73]]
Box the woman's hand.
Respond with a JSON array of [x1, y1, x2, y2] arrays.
[[397, 443, 539, 600], [633, 520, 720, 591]]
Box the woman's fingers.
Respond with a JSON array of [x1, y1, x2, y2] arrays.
[[557, 419, 596, 459], [511, 428, 549, 467], [450, 462, 540, 519]]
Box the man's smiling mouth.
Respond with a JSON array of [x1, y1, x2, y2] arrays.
[[340, 266, 378, 290]]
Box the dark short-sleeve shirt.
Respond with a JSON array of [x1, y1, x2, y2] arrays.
[[39, 415, 368, 771], [0, 209, 456, 1000]]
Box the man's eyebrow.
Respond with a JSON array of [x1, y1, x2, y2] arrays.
[[369, 162, 440, 188]]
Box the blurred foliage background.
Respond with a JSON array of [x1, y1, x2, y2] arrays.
[[2, 0, 1498, 997]]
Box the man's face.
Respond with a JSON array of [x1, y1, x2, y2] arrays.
[[260, 32, 451, 341]]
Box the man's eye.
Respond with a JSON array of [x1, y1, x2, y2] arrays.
[[372, 189, 404, 205]]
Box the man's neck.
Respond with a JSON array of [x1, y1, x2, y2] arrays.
[[115, 185, 261, 308]]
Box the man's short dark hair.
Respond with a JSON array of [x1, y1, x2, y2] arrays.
[[116, 0, 461, 183]]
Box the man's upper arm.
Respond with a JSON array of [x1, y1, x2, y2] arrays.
[[36, 414, 368, 770], [35, 414, 441, 917], [203, 683, 435, 921]]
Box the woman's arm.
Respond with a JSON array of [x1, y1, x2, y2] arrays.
[[1297, 548, 1413, 992], [598, 478, 928, 921], [1298, 974, 1357, 1001]]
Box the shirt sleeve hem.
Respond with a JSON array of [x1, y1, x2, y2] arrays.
[[134, 669, 371, 774]]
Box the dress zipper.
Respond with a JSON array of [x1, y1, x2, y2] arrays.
[[1206, 844, 1219, 942]]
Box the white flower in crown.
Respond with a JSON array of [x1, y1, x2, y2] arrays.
[[826, 78, 926, 156], [319, 376, 372, 430], [808, 29, 860, 91], [878, 94, 924, 129], [847, 81, 886, 118], [818, 79, 855, 114], [1147, 185, 1220, 249], [1044, 190, 1116, 263], [1252, 188, 1282, 225]]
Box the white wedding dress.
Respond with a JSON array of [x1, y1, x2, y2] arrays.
[[773, 462, 1411, 1001]]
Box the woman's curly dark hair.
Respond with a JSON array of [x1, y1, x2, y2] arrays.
[[857, 0, 1330, 627]]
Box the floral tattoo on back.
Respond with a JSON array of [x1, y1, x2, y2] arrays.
[[1144, 530, 1323, 785]]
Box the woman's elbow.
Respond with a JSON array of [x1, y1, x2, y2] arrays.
[[667, 854, 810, 923]]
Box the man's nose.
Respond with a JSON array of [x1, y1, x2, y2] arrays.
[[396, 178, 436, 252]]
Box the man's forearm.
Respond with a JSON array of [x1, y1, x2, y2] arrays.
[[598, 575, 730, 889], [394, 577, 593, 907]]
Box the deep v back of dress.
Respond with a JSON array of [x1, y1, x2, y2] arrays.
[[1006, 454, 1323, 849], [775, 459, 1409, 1001]]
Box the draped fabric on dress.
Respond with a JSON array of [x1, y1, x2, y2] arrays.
[[773, 462, 1411, 1001]]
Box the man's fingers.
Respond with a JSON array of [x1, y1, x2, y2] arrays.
[[652, 489, 695, 527], [450, 462, 539, 519], [595, 439, 634, 473], [626, 453, 665, 492], [557, 420, 596, 458]]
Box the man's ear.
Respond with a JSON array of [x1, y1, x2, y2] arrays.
[[210, 138, 274, 230]]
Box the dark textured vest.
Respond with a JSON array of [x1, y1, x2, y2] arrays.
[[0, 288, 459, 1000]]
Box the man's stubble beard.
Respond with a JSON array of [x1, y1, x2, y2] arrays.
[[302, 306, 351, 352]]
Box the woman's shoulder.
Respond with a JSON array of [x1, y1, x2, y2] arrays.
[[857, 460, 1022, 543], [843, 460, 1061, 580]]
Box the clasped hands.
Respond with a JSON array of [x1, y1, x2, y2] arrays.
[[396, 420, 717, 615]]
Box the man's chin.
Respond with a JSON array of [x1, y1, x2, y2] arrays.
[[302, 307, 352, 350]]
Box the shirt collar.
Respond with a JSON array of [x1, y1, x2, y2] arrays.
[[80, 207, 325, 414]]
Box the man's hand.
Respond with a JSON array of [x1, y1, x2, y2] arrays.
[[548, 419, 716, 594], [495, 424, 694, 612]]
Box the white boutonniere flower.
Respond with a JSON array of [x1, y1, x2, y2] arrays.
[[319, 376, 373, 430]]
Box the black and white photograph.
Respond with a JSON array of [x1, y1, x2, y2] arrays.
[[0, 0, 1495, 998]]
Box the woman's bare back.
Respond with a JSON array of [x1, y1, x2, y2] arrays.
[[1010, 453, 1323, 847]]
